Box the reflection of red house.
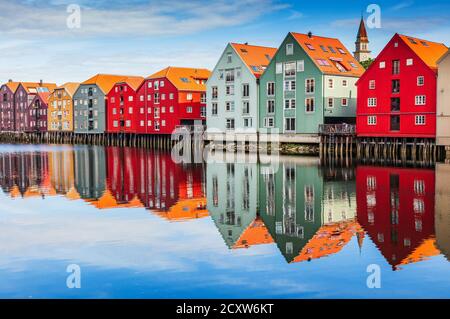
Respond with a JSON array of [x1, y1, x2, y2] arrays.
[[356, 166, 437, 270], [106, 147, 140, 204]]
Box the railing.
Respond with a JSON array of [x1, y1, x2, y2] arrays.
[[175, 125, 205, 133], [319, 124, 356, 136]]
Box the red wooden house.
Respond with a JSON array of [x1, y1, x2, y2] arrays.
[[356, 34, 448, 138], [106, 77, 144, 133], [135, 67, 211, 134], [27, 92, 50, 132], [356, 166, 437, 270]]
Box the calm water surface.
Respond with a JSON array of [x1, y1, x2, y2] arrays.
[[0, 144, 449, 298]]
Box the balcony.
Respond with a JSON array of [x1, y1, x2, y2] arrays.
[[319, 124, 356, 136]]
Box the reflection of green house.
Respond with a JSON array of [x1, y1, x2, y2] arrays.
[[74, 145, 106, 199], [207, 161, 258, 248], [259, 162, 323, 262], [259, 162, 358, 262]]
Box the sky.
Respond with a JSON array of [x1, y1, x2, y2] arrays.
[[0, 0, 450, 85]]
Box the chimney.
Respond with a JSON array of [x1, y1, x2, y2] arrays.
[[8, 79, 12, 83], [244, 42, 248, 45], [39, 79, 43, 86], [308, 31, 313, 38]]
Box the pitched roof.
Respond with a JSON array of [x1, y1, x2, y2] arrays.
[[437, 48, 450, 65], [36, 92, 50, 104], [232, 217, 274, 249], [291, 32, 365, 77], [147, 67, 211, 91], [115, 76, 145, 91], [81, 74, 137, 94], [57, 82, 80, 97], [398, 34, 448, 70], [18, 82, 57, 94], [230, 43, 277, 78], [3, 81, 21, 93], [357, 18, 368, 40]]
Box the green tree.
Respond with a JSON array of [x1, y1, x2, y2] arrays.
[[360, 58, 374, 70]]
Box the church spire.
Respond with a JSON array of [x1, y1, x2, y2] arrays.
[[354, 17, 371, 63]]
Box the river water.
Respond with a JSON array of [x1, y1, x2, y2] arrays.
[[0, 143, 449, 298]]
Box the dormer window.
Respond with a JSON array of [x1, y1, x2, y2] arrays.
[[337, 47, 346, 54], [305, 43, 315, 50]]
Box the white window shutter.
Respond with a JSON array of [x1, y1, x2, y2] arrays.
[[297, 60, 304, 72], [276, 63, 282, 74]]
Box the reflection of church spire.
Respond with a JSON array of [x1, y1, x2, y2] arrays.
[[356, 230, 365, 255]]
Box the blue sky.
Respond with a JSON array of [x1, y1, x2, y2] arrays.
[[0, 0, 449, 84]]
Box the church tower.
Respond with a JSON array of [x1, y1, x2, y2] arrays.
[[354, 17, 371, 63]]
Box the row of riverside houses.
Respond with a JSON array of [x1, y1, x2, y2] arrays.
[[1, 18, 450, 147], [0, 67, 210, 135]]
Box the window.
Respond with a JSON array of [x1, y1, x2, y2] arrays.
[[200, 106, 206, 117], [341, 98, 348, 107], [128, 96, 133, 102], [284, 99, 296, 109], [342, 80, 348, 87], [392, 60, 400, 74], [284, 62, 296, 77], [368, 98, 377, 107], [242, 83, 250, 97], [227, 52, 232, 63], [226, 85, 234, 95], [391, 115, 400, 131], [415, 115, 426, 125], [267, 100, 275, 113], [154, 81, 159, 90], [369, 80, 376, 90], [186, 106, 193, 113], [379, 61, 386, 69], [225, 69, 234, 82], [264, 117, 274, 128], [328, 46, 336, 53], [267, 82, 275, 96], [212, 86, 218, 99], [186, 93, 193, 100], [320, 45, 328, 52], [337, 47, 346, 54], [242, 101, 250, 114], [417, 76, 424, 86], [243, 118, 252, 128], [368, 116, 377, 125], [392, 79, 400, 93], [305, 78, 315, 93], [328, 98, 334, 108], [225, 101, 235, 111], [284, 80, 295, 91], [285, 118, 296, 132], [415, 95, 426, 105], [391, 98, 400, 112], [305, 43, 315, 50], [406, 58, 413, 66], [170, 93, 174, 100], [328, 79, 334, 89], [226, 118, 235, 130], [286, 43, 294, 55], [154, 93, 160, 103], [212, 103, 218, 115], [305, 98, 315, 112]]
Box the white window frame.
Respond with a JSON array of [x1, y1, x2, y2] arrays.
[[415, 115, 426, 125], [368, 98, 377, 107], [415, 95, 426, 106], [368, 116, 377, 125]]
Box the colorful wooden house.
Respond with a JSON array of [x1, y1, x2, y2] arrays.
[[73, 74, 134, 134], [48, 82, 80, 132], [437, 49, 450, 146], [356, 34, 448, 139], [106, 77, 144, 134], [259, 32, 364, 142], [27, 92, 50, 132], [135, 67, 210, 134], [0, 81, 21, 132], [206, 43, 277, 142], [13, 81, 57, 132]]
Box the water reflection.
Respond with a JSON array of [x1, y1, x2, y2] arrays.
[[0, 145, 448, 271]]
